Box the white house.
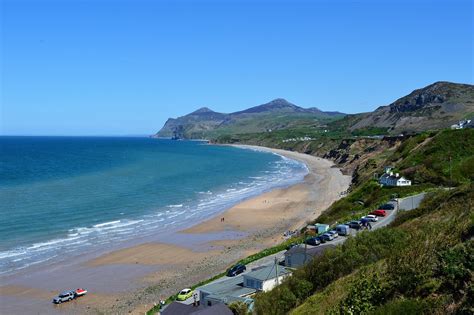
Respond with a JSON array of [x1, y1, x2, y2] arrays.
[[243, 265, 291, 292], [451, 119, 472, 129], [379, 169, 411, 187]]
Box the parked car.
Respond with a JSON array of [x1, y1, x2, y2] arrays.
[[378, 203, 395, 210], [320, 233, 335, 241], [227, 264, 246, 277], [52, 291, 76, 304], [305, 237, 321, 246], [370, 209, 387, 217], [315, 236, 326, 244], [362, 214, 378, 222], [348, 220, 363, 230], [177, 288, 194, 301], [336, 224, 350, 236], [328, 230, 339, 238]]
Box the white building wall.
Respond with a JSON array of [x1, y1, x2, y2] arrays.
[[262, 275, 288, 292]]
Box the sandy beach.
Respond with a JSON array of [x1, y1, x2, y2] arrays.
[[0, 146, 351, 315]]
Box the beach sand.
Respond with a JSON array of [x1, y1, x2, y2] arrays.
[[0, 146, 351, 315]]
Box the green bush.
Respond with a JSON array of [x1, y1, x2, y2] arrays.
[[228, 301, 249, 315], [333, 272, 386, 314], [370, 298, 435, 315]]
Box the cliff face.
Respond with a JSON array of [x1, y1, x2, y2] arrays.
[[349, 82, 474, 133], [155, 99, 344, 139], [156, 108, 227, 138]]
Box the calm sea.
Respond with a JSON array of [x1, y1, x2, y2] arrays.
[[0, 137, 307, 275]]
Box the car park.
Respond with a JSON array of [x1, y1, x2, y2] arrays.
[[305, 237, 321, 246], [227, 264, 246, 277], [370, 209, 387, 217], [177, 288, 194, 301]]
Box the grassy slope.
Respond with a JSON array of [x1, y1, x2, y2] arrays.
[[180, 113, 344, 140], [252, 129, 474, 315], [255, 185, 473, 315]]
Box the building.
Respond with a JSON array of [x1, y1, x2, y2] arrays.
[[198, 275, 256, 308], [243, 265, 291, 292], [451, 119, 472, 129], [284, 244, 336, 268], [197, 265, 291, 308], [379, 167, 411, 187], [306, 223, 329, 235], [161, 301, 233, 315]]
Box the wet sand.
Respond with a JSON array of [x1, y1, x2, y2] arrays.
[[0, 146, 351, 315]]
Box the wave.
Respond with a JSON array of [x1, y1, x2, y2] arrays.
[[0, 152, 308, 276]]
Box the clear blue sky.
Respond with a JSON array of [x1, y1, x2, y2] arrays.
[[1, 0, 472, 136]]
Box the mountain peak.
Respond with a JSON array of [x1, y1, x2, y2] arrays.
[[268, 98, 293, 105], [190, 107, 215, 114]]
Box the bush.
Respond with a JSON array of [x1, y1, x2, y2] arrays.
[[333, 272, 386, 314], [228, 301, 249, 315], [371, 298, 435, 315]]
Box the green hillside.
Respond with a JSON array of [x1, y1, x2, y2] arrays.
[[155, 99, 344, 139], [252, 129, 474, 315]]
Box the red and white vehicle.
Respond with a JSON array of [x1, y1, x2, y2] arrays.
[[75, 288, 88, 297]]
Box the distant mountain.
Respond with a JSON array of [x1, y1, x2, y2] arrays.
[[155, 99, 345, 139], [349, 81, 474, 133]]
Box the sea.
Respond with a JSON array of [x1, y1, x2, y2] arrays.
[[0, 136, 308, 276]]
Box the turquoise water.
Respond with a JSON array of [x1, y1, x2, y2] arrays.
[[0, 137, 307, 275]]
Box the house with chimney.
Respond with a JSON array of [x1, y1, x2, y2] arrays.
[[379, 167, 411, 187]]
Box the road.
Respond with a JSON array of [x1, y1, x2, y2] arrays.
[[178, 197, 417, 305], [398, 192, 427, 211]]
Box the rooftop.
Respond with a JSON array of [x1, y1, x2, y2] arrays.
[[162, 302, 233, 315], [244, 265, 291, 281], [285, 244, 336, 256], [198, 275, 256, 297]]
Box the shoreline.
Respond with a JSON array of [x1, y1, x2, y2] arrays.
[[0, 145, 351, 315]]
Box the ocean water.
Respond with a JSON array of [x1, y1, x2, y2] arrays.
[[0, 137, 307, 275]]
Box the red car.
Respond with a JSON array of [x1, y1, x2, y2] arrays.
[[370, 209, 387, 217]]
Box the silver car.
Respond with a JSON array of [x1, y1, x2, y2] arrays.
[[52, 291, 75, 304], [362, 214, 378, 222]]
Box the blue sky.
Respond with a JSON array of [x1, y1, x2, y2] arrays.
[[1, 0, 472, 136]]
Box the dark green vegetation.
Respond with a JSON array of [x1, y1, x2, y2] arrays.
[[254, 185, 474, 315], [393, 129, 474, 185], [251, 128, 474, 314], [317, 129, 474, 225]]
